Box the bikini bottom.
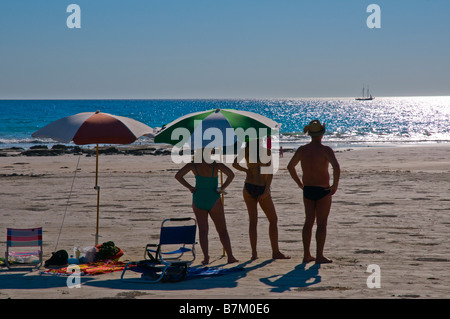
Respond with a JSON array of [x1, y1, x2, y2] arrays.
[[303, 186, 331, 201], [245, 183, 266, 199]]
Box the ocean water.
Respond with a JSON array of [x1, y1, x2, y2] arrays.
[[1, 96, 450, 150]]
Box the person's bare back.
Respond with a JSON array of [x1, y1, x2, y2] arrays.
[[298, 142, 333, 188], [288, 138, 340, 194]]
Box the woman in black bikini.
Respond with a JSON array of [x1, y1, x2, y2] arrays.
[[233, 140, 290, 260]]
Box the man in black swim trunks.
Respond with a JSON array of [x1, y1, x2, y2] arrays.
[[287, 120, 340, 264]]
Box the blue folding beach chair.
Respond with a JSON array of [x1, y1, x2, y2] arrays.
[[4, 227, 43, 270], [121, 218, 197, 282]]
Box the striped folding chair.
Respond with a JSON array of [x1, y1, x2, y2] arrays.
[[5, 228, 43, 270]]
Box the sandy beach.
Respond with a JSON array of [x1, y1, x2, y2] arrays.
[[1, 143, 449, 300]]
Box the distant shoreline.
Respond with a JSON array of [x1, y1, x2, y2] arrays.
[[2, 140, 449, 157]]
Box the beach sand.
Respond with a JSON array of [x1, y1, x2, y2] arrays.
[[1, 144, 449, 299]]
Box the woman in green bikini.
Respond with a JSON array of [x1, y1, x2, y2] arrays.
[[175, 149, 238, 265], [233, 140, 290, 260]]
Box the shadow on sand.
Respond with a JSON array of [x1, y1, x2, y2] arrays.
[[0, 269, 96, 290], [259, 263, 321, 292], [83, 259, 274, 291], [0, 260, 321, 294]]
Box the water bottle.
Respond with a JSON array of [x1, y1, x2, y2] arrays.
[[75, 247, 81, 259]]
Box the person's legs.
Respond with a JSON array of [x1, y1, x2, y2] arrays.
[[259, 194, 290, 259], [302, 197, 316, 263], [209, 199, 238, 264], [192, 203, 210, 265], [243, 187, 259, 259], [314, 194, 333, 264]]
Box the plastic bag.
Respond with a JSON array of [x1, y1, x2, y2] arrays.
[[82, 246, 97, 263]]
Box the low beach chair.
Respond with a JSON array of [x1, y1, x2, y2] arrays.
[[4, 227, 43, 270], [121, 218, 197, 282]]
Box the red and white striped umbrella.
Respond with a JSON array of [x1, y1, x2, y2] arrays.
[[32, 111, 153, 245], [32, 110, 154, 144]]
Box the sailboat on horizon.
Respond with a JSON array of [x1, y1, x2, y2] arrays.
[[355, 85, 375, 100]]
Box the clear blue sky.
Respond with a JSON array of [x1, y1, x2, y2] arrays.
[[1, 0, 449, 99]]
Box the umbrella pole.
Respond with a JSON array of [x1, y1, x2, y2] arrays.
[[220, 147, 226, 257], [221, 167, 225, 257], [95, 144, 100, 246]]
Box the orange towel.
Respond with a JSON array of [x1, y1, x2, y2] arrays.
[[43, 261, 130, 276]]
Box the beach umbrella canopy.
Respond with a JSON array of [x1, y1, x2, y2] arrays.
[[154, 108, 281, 149], [32, 110, 153, 144], [32, 111, 154, 245]]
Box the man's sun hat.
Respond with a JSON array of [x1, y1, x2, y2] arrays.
[[303, 120, 326, 136]]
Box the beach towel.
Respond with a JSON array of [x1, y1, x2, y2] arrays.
[[186, 266, 245, 279], [41, 260, 128, 276], [130, 263, 244, 280]]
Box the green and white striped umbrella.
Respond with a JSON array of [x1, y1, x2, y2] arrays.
[[154, 108, 280, 149]]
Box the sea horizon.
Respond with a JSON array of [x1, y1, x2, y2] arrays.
[[1, 94, 449, 100]]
